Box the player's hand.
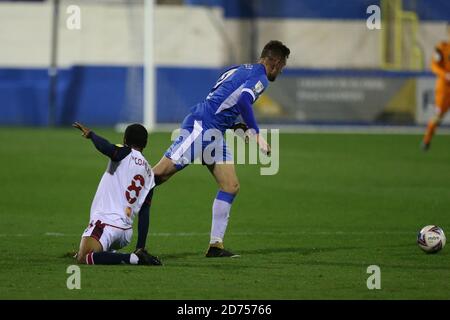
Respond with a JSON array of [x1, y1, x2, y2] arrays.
[[446, 73, 450, 81], [256, 134, 271, 156], [72, 121, 91, 138]]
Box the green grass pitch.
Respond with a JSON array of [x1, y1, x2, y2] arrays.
[[0, 128, 449, 299]]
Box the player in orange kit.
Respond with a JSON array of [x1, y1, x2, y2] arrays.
[[422, 23, 450, 151]]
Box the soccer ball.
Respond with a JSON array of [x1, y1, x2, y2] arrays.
[[417, 225, 446, 253]]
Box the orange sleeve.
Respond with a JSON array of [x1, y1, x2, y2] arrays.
[[431, 45, 446, 78]]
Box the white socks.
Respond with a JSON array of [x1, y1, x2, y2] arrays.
[[210, 191, 236, 245], [129, 253, 139, 265]]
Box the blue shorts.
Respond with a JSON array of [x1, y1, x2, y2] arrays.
[[165, 114, 232, 170]]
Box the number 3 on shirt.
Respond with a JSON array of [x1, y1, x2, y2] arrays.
[[126, 174, 145, 204]]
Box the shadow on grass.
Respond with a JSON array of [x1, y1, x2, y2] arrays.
[[161, 245, 360, 260]]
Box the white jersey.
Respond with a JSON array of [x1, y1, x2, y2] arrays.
[[90, 148, 155, 228]]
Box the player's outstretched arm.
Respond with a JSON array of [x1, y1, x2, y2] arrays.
[[72, 121, 120, 159]]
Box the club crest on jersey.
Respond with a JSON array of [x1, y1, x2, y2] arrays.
[[253, 81, 264, 95]]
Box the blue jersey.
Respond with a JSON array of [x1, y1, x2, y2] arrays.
[[189, 63, 269, 132]]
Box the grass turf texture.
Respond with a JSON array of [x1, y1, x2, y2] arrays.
[[0, 128, 449, 299]]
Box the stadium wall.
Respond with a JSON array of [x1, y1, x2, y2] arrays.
[[0, 0, 449, 126]]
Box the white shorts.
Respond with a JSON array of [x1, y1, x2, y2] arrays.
[[82, 219, 133, 252]]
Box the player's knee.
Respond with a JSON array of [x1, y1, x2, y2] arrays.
[[224, 181, 240, 195], [234, 182, 240, 194]]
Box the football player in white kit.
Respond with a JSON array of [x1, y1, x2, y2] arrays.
[[73, 122, 161, 266]]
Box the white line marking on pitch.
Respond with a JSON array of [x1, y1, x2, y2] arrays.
[[45, 232, 66, 236]]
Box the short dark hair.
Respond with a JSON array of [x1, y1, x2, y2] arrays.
[[124, 123, 148, 149], [260, 40, 290, 61]]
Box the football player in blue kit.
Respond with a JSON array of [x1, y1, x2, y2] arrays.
[[153, 40, 290, 257]]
